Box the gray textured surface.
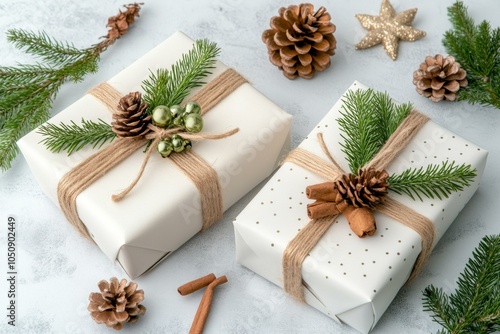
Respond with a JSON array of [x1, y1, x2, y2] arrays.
[[0, 0, 499, 333]]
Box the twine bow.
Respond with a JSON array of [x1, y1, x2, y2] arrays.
[[111, 120, 239, 202], [282, 110, 436, 302]]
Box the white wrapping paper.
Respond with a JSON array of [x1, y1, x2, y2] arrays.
[[234, 81, 487, 334], [18, 31, 292, 279]]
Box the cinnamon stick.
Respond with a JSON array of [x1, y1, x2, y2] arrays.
[[307, 200, 341, 219], [189, 275, 228, 334], [305, 182, 338, 201], [178, 273, 216, 296], [338, 203, 376, 238]]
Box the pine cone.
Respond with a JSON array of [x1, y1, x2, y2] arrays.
[[413, 54, 468, 102], [334, 168, 389, 208], [88, 277, 146, 330], [112, 92, 151, 138], [262, 3, 336, 79], [106, 3, 143, 41]]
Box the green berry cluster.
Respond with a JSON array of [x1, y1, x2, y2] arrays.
[[151, 101, 203, 157]]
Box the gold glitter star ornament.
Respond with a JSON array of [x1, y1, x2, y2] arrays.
[[355, 0, 426, 60]]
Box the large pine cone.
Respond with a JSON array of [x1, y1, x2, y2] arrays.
[[335, 168, 389, 208], [413, 54, 468, 102], [88, 277, 146, 330], [112, 92, 151, 138], [262, 3, 336, 79]]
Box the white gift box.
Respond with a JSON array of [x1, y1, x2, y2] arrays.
[[234, 81, 487, 334], [18, 31, 292, 279]]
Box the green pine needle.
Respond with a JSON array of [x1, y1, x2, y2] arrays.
[[0, 3, 143, 171], [338, 88, 412, 173], [0, 42, 100, 171], [443, 1, 500, 109], [7, 29, 84, 67], [37, 39, 219, 156], [423, 234, 500, 333], [37, 119, 115, 155], [388, 161, 476, 201], [338, 88, 476, 201], [142, 39, 220, 110]]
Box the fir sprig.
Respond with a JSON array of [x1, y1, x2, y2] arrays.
[[39, 39, 219, 155], [6, 30, 86, 67], [443, 1, 500, 109], [141, 39, 220, 110], [38, 119, 115, 155], [423, 234, 500, 334], [338, 88, 476, 202], [388, 161, 477, 201], [0, 3, 142, 171], [338, 89, 412, 173]]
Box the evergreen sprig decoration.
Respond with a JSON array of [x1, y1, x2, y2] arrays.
[[0, 2, 143, 171], [443, 1, 500, 109], [422, 234, 500, 334], [38, 119, 115, 155], [142, 39, 220, 110], [338, 89, 412, 173], [338, 89, 476, 201], [38, 39, 220, 156], [388, 161, 476, 201]]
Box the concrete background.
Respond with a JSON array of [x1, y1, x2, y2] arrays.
[[0, 0, 498, 333]]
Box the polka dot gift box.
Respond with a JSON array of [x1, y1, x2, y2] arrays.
[[233, 81, 487, 334]]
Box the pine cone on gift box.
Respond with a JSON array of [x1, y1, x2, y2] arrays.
[[111, 92, 151, 138], [88, 277, 146, 330], [262, 3, 336, 79], [413, 54, 468, 102], [334, 168, 389, 208]]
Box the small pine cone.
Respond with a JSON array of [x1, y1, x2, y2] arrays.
[[112, 92, 151, 138], [413, 54, 468, 102], [262, 3, 336, 79], [335, 168, 389, 208], [88, 277, 146, 330], [106, 3, 143, 41]]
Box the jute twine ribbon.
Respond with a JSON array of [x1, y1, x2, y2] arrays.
[[283, 110, 436, 302], [57, 68, 247, 240]]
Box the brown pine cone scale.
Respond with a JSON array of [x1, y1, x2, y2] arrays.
[[112, 92, 151, 138], [263, 3, 336, 79], [413, 54, 468, 102], [335, 168, 389, 208], [88, 277, 146, 330]]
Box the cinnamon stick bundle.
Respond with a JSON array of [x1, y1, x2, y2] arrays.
[[178, 273, 228, 334], [189, 276, 228, 334], [306, 181, 377, 237]]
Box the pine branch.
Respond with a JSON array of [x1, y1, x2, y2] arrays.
[[0, 3, 142, 171], [338, 89, 412, 173], [7, 29, 85, 66], [38, 39, 220, 156], [372, 91, 413, 142], [388, 161, 476, 201], [423, 235, 500, 334], [0, 90, 53, 170], [443, 1, 500, 109], [38, 119, 116, 155], [142, 39, 220, 110]]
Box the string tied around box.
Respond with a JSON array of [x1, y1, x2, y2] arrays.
[[57, 68, 246, 240], [283, 109, 436, 302]]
